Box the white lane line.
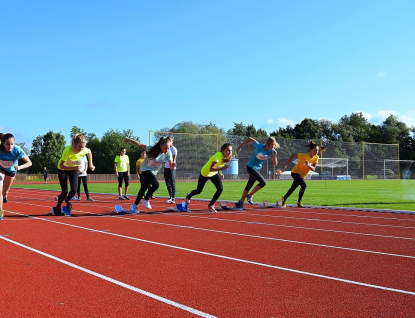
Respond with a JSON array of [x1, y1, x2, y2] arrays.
[[10, 188, 415, 222], [5, 200, 415, 242], [5, 207, 415, 259], [0, 235, 217, 318], [3, 213, 415, 296], [180, 214, 415, 241], [123, 218, 415, 259]]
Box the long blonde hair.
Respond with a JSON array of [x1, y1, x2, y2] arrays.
[[266, 136, 280, 150], [71, 133, 87, 152]]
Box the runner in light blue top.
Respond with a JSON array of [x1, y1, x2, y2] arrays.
[[124, 136, 176, 213], [235, 137, 279, 208], [0, 133, 32, 219]]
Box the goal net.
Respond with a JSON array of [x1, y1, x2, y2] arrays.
[[383, 160, 415, 179], [289, 157, 349, 179]]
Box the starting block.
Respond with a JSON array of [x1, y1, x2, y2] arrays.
[[62, 206, 71, 216], [259, 201, 278, 208], [52, 206, 71, 216], [114, 205, 138, 214], [218, 202, 244, 211], [167, 202, 191, 212]]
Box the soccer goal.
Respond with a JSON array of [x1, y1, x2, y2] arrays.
[[317, 158, 349, 180], [383, 160, 415, 179], [290, 157, 349, 180]]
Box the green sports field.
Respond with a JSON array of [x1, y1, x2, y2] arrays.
[[13, 179, 415, 212]]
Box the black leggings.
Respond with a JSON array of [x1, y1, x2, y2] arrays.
[[57, 169, 79, 207], [164, 168, 176, 198], [134, 170, 159, 205], [283, 172, 307, 202], [77, 176, 90, 198], [244, 166, 267, 191], [188, 173, 223, 206], [117, 172, 129, 188]]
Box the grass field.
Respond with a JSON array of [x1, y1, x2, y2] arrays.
[[13, 179, 415, 212]]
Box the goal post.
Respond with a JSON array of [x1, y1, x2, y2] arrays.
[[318, 157, 349, 180], [383, 160, 415, 179]]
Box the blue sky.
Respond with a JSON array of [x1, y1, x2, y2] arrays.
[[1, 0, 414, 148]]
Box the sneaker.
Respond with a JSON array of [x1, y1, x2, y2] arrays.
[[77, 196, 81, 201], [119, 196, 124, 200], [151, 195, 155, 200], [246, 194, 254, 204], [297, 201, 304, 208], [52, 207, 62, 216], [3, 197, 8, 203], [185, 194, 191, 204], [72, 196, 78, 200], [130, 202, 139, 214], [170, 198, 175, 204], [142, 199, 152, 209], [87, 197, 94, 201], [281, 196, 286, 208], [123, 195, 130, 200], [234, 200, 245, 210], [66, 202, 72, 212], [0, 209, 3, 220], [165, 198, 173, 203], [208, 205, 217, 213]]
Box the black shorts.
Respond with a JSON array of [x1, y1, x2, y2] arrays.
[[0, 167, 16, 177]]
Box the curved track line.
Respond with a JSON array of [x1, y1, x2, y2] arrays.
[[0, 235, 217, 318]]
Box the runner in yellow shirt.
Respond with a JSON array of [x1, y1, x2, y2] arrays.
[[54, 134, 95, 215], [114, 147, 130, 200], [185, 143, 232, 213]]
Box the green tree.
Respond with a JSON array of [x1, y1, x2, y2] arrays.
[[336, 112, 372, 142], [28, 131, 66, 174], [92, 129, 140, 174]]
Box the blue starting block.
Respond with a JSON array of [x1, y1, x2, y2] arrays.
[[176, 202, 190, 212], [114, 205, 139, 214], [52, 206, 71, 216], [114, 205, 124, 213], [62, 206, 71, 216], [167, 202, 191, 212]]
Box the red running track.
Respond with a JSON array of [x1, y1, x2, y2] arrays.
[[1, 188, 414, 317]]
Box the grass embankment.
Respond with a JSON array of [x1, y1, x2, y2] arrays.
[[13, 179, 415, 211]]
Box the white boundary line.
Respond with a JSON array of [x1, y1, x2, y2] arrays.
[[2, 211, 415, 296], [0, 235, 217, 318]]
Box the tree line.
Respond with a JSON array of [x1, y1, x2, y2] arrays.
[[20, 112, 414, 174]]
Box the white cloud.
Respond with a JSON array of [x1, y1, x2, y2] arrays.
[[355, 110, 415, 127], [263, 118, 295, 131], [376, 71, 386, 80]]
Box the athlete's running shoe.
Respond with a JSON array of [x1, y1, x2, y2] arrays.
[[123, 195, 130, 200], [297, 201, 304, 208], [52, 207, 62, 216], [130, 202, 139, 214], [281, 196, 287, 208], [185, 194, 191, 205], [3, 197, 8, 203], [0, 209, 4, 220], [246, 194, 254, 204], [142, 199, 152, 209], [87, 197, 94, 201], [208, 205, 217, 213], [66, 202, 72, 212], [119, 196, 124, 200], [234, 200, 245, 210]]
